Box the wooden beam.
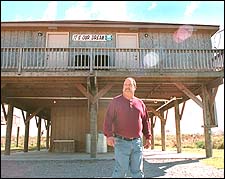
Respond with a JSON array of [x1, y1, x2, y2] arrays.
[[206, 77, 223, 89], [156, 97, 177, 111], [174, 100, 181, 153], [37, 116, 41, 151], [150, 116, 155, 149], [180, 101, 186, 119], [202, 85, 213, 157], [21, 109, 26, 123], [88, 76, 98, 158], [4, 104, 14, 155], [146, 84, 161, 98], [201, 86, 218, 127], [24, 112, 30, 152], [147, 106, 166, 123], [1, 103, 7, 122], [92, 84, 113, 104], [165, 110, 168, 121], [35, 116, 38, 128], [160, 111, 166, 151], [174, 82, 203, 108], [209, 87, 218, 105], [75, 83, 94, 102], [25, 107, 43, 124], [153, 116, 157, 128]]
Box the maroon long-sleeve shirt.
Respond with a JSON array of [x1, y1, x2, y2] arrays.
[[103, 94, 151, 140]]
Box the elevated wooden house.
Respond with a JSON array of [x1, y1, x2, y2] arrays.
[[1, 20, 224, 158]]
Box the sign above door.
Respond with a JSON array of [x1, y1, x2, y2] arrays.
[[72, 34, 112, 41]]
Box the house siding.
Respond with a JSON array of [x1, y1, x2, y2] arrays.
[[1, 30, 212, 49]]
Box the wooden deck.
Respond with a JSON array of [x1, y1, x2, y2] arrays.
[[1, 47, 224, 119], [1, 47, 224, 73]]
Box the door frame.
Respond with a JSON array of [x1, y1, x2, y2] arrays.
[[45, 32, 69, 68], [116, 33, 139, 48], [115, 33, 139, 68], [46, 32, 69, 47]]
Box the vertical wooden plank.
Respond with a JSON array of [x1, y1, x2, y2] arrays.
[[49, 108, 54, 152], [16, 127, 20, 147], [24, 112, 30, 152], [150, 116, 155, 150], [60, 107, 64, 152], [160, 111, 166, 151], [174, 100, 182, 153], [202, 85, 213, 158], [88, 76, 98, 158], [4, 104, 14, 155], [67, 107, 71, 138], [46, 120, 50, 149], [90, 102, 97, 158], [37, 116, 41, 151]]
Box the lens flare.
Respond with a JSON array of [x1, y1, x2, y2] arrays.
[[173, 25, 194, 43]]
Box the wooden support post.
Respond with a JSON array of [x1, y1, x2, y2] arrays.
[[24, 112, 30, 152], [37, 117, 41, 151], [88, 76, 98, 158], [150, 116, 154, 149], [174, 100, 182, 153], [160, 111, 166, 151], [90, 102, 97, 158], [4, 104, 14, 155], [46, 120, 50, 149], [16, 127, 20, 147], [49, 116, 53, 152], [202, 85, 213, 158]]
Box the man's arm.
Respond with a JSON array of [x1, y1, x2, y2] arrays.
[[142, 102, 152, 149], [103, 100, 115, 138]]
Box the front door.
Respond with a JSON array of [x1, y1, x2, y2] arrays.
[[116, 33, 139, 69], [46, 32, 69, 69]]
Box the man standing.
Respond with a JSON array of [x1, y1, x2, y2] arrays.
[[103, 77, 151, 178]]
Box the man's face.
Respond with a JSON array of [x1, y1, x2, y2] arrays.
[[123, 78, 136, 95]]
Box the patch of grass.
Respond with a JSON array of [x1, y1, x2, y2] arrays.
[[181, 148, 224, 169], [152, 146, 224, 169], [201, 157, 224, 169]]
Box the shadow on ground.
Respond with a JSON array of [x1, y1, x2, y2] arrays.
[[143, 158, 200, 178]]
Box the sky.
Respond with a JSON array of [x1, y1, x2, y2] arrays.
[[1, 1, 224, 136]]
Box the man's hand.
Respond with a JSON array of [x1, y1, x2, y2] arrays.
[[107, 136, 115, 147], [144, 139, 151, 149]]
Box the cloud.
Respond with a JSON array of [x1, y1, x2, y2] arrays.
[[64, 1, 129, 21], [64, 2, 90, 20], [184, 1, 200, 16], [41, 1, 58, 21], [91, 1, 128, 20], [148, 2, 157, 11]]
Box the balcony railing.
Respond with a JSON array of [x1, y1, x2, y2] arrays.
[[1, 47, 224, 73]]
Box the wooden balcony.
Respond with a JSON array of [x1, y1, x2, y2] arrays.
[[1, 47, 224, 76]]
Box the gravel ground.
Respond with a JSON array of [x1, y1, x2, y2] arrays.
[[1, 158, 224, 178]]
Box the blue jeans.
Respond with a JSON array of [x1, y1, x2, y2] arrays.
[[112, 137, 144, 178]]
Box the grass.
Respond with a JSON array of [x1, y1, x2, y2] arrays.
[[181, 148, 224, 169], [153, 146, 224, 169]]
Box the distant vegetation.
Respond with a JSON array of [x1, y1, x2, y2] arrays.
[[153, 133, 224, 149]]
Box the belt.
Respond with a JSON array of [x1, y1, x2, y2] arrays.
[[114, 134, 139, 141]]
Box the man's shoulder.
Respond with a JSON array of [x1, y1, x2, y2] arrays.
[[113, 94, 123, 100], [134, 97, 146, 105], [134, 96, 142, 102]]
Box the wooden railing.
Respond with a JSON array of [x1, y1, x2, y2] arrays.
[[1, 47, 224, 73]]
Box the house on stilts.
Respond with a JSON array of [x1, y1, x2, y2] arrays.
[[1, 20, 224, 158]]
